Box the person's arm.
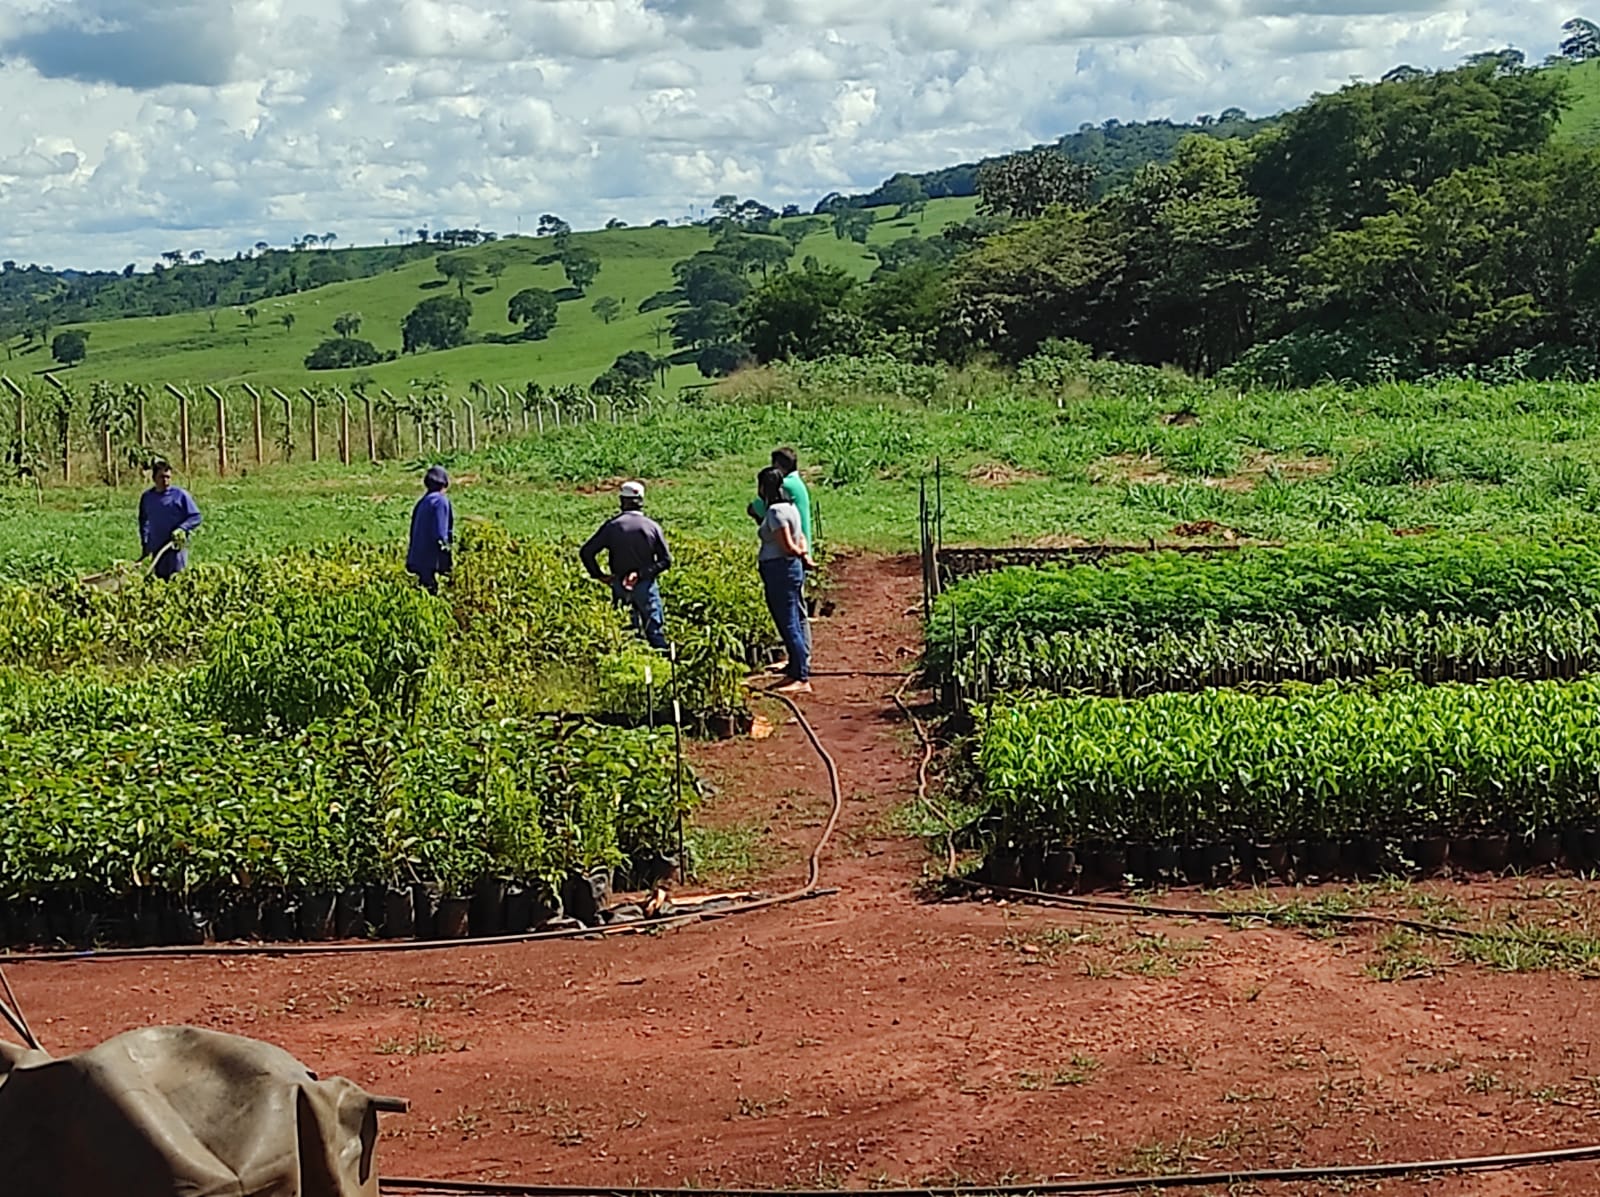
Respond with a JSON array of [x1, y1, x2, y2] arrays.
[[777, 512, 816, 569], [645, 525, 672, 582], [137, 493, 152, 558], [579, 526, 611, 583], [177, 490, 202, 535], [434, 497, 454, 574]]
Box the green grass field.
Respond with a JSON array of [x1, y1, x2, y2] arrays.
[[6, 198, 977, 398], [7, 361, 1600, 582], [1557, 58, 1600, 146]]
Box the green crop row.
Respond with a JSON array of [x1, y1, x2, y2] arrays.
[[0, 714, 685, 903], [972, 679, 1600, 848], [927, 535, 1600, 675], [0, 523, 770, 720], [952, 606, 1600, 703]]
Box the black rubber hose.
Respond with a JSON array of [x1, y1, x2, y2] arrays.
[[381, 1141, 1600, 1195]]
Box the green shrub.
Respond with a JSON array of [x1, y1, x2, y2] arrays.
[[928, 536, 1600, 676], [974, 679, 1600, 846]]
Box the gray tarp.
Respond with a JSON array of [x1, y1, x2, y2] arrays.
[[0, 1025, 404, 1197]]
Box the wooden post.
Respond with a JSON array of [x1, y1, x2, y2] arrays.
[[204, 385, 228, 476], [448, 413, 459, 451], [496, 385, 512, 438], [381, 389, 400, 458], [363, 394, 377, 462], [242, 383, 264, 464], [165, 383, 190, 472], [45, 373, 71, 482], [136, 389, 147, 447], [334, 389, 351, 465], [299, 387, 320, 461], [270, 387, 293, 461], [2, 378, 24, 467], [463, 398, 477, 451]]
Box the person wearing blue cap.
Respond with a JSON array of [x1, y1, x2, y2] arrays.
[[580, 480, 672, 650], [407, 465, 454, 594]]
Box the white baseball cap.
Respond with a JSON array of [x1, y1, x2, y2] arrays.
[[620, 480, 645, 500]]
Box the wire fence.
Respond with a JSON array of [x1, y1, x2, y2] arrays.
[[0, 374, 661, 486]]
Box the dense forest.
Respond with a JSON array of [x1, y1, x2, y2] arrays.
[[827, 110, 1275, 211], [711, 55, 1600, 387]]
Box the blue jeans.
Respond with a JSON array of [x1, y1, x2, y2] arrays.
[[615, 578, 667, 650], [759, 557, 810, 680]]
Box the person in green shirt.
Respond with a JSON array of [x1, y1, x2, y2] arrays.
[[747, 446, 813, 546]]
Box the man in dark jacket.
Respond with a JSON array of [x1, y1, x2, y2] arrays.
[[580, 480, 671, 649], [406, 466, 454, 594], [138, 459, 203, 579]]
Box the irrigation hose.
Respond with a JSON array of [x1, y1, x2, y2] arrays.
[[2, 685, 850, 966], [0, 961, 39, 1050], [888, 674, 954, 876], [380, 1142, 1600, 1195]]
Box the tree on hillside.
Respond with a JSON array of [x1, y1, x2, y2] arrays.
[[1382, 64, 1428, 83], [741, 267, 862, 362], [244, 305, 259, 327], [606, 217, 628, 229], [537, 214, 571, 238], [333, 311, 363, 338], [832, 207, 875, 243], [1248, 61, 1569, 251], [977, 150, 1097, 219], [732, 234, 794, 279], [881, 172, 928, 218], [280, 313, 296, 333], [1562, 18, 1600, 60], [485, 260, 506, 289], [697, 341, 752, 378], [669, 299, 739, 349], [437, 254, 478, 297], [1463, 47, 1526, 71], [780, 218, 826, 248], [508, 287, 558, 339], [51, 329, 88, 366], [562, 247, 601, 293], [305, 337, 383, 370], [403, 295, 472, 353], [591, 295, 622, 324], [675, 252, 750, 306]]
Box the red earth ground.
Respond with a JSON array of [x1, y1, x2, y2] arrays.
[[10, 554, 1600, 1196]]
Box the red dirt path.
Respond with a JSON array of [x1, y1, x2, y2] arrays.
[[11, 554, 1600, 1196]]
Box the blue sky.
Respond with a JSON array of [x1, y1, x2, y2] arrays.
[[0, 0, 1577, 269]]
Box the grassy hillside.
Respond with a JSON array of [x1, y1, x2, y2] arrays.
[[9, 197, 976, 396], [1557, 58, 1600, 145]]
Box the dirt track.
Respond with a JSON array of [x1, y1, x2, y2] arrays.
[[12, 555, 1600, 1195]]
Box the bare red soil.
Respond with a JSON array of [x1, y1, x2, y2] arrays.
[[10, 555, 1600, 1195]]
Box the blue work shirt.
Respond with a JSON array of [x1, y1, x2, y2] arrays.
[[138, 486, 202, 579], [407, 491, 453, 580], [580, 509, 672, 586]]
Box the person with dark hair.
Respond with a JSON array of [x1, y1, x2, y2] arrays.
[[747, 446, 812, 547], [406, 465, 454, 594], [756, 465, 816, 693], [137, 459, 202, 579], [580, 480, 673, 650]]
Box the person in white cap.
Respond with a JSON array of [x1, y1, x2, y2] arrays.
[[579, 480, 672, 650]]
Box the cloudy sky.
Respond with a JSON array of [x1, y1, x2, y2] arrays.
[[0, 0, 1575, 270]]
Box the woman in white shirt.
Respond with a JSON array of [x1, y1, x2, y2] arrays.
[[756, 465, 817, 694]]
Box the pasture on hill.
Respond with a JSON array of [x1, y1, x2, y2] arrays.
[[9, 198, 977, 396]]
